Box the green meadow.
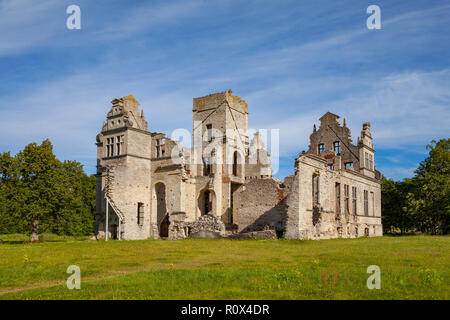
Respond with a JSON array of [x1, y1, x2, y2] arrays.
[[0, 235, 448, 299]]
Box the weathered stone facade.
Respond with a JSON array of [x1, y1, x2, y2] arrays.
[[285, 112, 382, 239], [95, 92, 382, 240]]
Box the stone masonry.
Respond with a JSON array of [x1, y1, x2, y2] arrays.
[[95, 92, 382, 240]]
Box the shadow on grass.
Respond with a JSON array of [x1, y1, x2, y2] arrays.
[[0, 241, 28, 245], [384, 232, 422, 237], [0, 240, 73, 245]]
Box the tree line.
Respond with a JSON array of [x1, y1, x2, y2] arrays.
[[381, 139, 449, 235], [0, 140, 96, 241]]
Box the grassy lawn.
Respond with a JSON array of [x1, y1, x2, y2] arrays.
[[0, 235, 448, 299]]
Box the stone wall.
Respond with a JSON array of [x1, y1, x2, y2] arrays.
[[95, 93, 383, 242], [96, 156, 153, 240], [308, 112, 360, 171], [285, 154, 382, 240], [168, 213, 226, 240], [233, 177, 292, 233]]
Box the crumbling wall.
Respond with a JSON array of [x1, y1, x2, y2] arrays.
[[168, 213, 226, 240], [307, 112, 360, 171], [110, 155, 152, 240], [233, 177, 289, 233], [246, 132, 272, 179], [285, 153, 382, 240]]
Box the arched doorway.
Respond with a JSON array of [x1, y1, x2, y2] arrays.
[[155, 183, 168, 237]]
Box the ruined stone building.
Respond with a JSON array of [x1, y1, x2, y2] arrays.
[[95, 91, 382, 240]]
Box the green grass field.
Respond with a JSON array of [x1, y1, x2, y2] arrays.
[[0, 234, 448, 299]]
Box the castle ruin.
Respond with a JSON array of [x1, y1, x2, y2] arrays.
[[95, 91, 382, 240]]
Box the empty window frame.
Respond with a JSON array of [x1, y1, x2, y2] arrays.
[[137, 202, 144, 226], [352, 186, 357, 215], [318, 143, 324, 154], [116, 135, 124, 156], [156, 139, 166, 158], [328, 164, 334, 170], [364, 190, 369, 216], [365, 152, 369, 169], [312, 174, 320, 206], [106, 138, 110, 157], [156, 139, 161, 157], [106, 137, 115, 157], [206, 124, 212, 142], [335, 182, 341, 214], [333, 141, 340, 155], [344, 184, 350, 214], [345, 162, 354, 168], [203, 157, 211, 176], [371, 191, 375, 216]]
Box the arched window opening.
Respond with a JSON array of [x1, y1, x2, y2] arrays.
[[203, 157, 211, 176]]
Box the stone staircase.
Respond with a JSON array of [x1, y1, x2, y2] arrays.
[[104, 164, 125, 222]]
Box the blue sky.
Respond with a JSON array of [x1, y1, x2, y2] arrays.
[[0, 0, 449, 180]]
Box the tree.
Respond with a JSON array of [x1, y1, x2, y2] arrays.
[[0, 152, 23, 234], [381, 138, 449, 235], [407, 139, 450, 234], [381, 177, 416, 234], [381, 177, 404, 233], [15, 140, 63, 241], [0, 140, 97, 240]]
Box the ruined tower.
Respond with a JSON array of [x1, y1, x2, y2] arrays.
[[191, 90, 249, 225], [96, 95, 152, 240]]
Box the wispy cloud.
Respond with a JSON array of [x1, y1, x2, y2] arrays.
[[0, 0, 448, 180], [91, 0, 205, 40], [0, 0, 63, 55]]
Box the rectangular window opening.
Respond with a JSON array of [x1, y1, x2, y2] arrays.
[[364, 190, 369, 216], [106, 137, 115, 157], [352, 186, 357, 215], [318, 144, 324, 154], [344, 184, 350, 214], [206, 124, 212, 142], [333, 141, 340, 155], [312, 174, 320, 205], [370, 192, 375, 216], [335, 182, 341, 214], [116, 135, 124, 156], [137, 202, 144, 226]]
